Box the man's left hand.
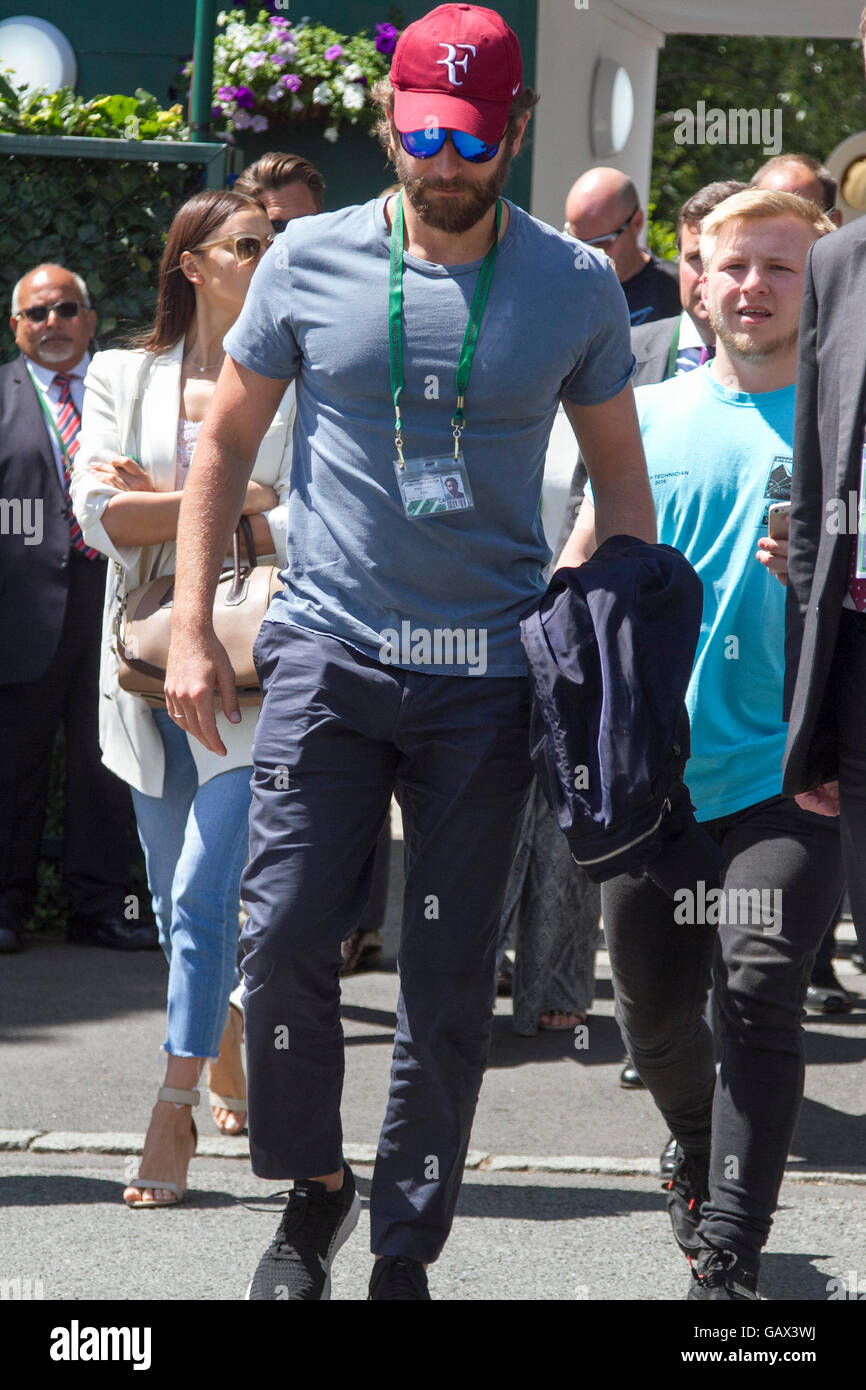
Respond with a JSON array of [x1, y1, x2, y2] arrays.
[[757, 535, 788, 585]]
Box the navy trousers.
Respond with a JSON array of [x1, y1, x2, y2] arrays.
[[240, 622, 533, 1262]]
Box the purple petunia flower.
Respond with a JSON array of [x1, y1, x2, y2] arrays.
[[247, 51, 268, 69], [235, 86, 256, 110], [210, 104, 222, 119], [217, 84, 237, 101], [281, 73, 302, 91], [375, 22, 398, 55], [324, 44, 343, 61], [269, 15, 291, 24]]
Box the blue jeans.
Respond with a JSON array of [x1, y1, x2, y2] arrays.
[[131, 708, 253, 1059]]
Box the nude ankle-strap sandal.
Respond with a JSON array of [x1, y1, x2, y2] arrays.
[[208, 1002, 247, 1133], [124, 1086, 199, 1208]]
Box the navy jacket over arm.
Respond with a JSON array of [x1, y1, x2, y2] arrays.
[[520, 534, 723, 895]]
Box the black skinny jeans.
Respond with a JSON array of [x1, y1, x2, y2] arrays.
[[603, 794, 843, 1264]]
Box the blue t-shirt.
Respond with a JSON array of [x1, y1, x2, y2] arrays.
[[224, 197, 633, 677], [637, 366, 794, 821]]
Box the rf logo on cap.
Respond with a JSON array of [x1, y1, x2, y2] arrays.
[[438, 42, 477, 85]]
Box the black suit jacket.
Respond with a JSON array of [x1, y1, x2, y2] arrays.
[[0, 355, 93, 684], [783, 221, 866, 793]]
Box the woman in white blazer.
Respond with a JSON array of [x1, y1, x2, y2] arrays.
[[71, 189, 294, 1207]]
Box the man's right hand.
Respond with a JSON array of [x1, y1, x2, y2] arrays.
[[164, 626, 241, 755]]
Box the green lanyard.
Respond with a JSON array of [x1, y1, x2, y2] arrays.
[[25, 362, 77, 478], [388, 191, 501, 466]]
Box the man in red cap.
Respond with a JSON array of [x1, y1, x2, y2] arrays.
[[165, 3, 655, 1299]]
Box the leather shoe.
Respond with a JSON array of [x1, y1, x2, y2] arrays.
[[805, 965, 853, 1014], [67, 914, 158, 951], [0, 923, 23, 953], [619, 1056, 646, 1089], [659, 1136, 678, 1176]]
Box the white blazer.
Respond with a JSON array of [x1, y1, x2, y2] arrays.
[[70, 339, 294, 797]]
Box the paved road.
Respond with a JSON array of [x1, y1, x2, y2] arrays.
[[1, 821, 864, 1311]]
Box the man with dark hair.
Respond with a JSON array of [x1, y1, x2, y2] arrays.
[[165, 2, 655, 1300], [564, 167, 680, 325], [751, 153, 842, 227], [234, 151, 325, 231]]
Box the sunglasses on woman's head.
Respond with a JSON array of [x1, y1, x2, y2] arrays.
[[399, 127, 502, 164], [15, 300, 85, 323], [192, 232, 274, 264]]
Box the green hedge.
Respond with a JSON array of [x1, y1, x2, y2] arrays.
[[0, 152, 208, 362]]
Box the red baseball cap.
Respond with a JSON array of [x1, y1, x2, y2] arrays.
[[390, 4, 523, 146]]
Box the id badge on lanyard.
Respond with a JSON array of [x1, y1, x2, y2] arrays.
[[393, 452, 473, 518], [388, 192, 500, 520]]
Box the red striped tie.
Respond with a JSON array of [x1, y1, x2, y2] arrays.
[[53, 373, 100, 561]]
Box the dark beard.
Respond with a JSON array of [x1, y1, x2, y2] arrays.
[[392, 141, 513, 235]]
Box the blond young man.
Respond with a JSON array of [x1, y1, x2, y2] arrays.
[[571, 191, 842, 1300]]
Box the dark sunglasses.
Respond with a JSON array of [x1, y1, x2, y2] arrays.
[[16, 299, 85, 324], [399, 127, 501, 164]]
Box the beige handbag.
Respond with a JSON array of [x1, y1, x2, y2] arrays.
[[114, 517, 280, 707]]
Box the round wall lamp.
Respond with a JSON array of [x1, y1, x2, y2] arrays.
[[590, 58, 634, 159], [0, 15, 77, 95]]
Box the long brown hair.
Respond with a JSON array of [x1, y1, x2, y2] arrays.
[[132, 189, 263, 354]]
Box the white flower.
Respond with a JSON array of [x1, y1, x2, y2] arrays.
[[291, 96, 304, 114], [323, 125, 339, 143], [266, 82, 284, 102], [251, 114, 269, 132], [228, 58, 240, 75], [343, 62, 364, 82], [331, 76, 346, 94], [278, 40, 297, 59], [312, 82, 332, 106], [232, 109, 252, 129], [215, 46, 228, 63], [342, 83, 365, 111]]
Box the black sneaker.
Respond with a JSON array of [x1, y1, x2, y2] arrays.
[[247, 1164, 360, 1300], [687, 1247, 760, 1300], [368, 1256, 431, 1301], [663, 1147, 709, 1257]]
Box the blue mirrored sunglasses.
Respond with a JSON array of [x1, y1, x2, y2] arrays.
[[399, 127, 501, 164]]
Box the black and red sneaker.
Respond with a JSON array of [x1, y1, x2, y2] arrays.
[[663, 1147, 709, 1257]]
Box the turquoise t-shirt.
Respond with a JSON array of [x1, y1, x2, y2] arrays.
[[639, 366, 794, 820], [588, 365, 794, 820]]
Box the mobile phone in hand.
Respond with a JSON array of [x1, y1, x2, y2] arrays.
[[767, 501, 791, 540]]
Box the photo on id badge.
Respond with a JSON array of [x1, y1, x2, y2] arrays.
[[394, 452, 474, 518]]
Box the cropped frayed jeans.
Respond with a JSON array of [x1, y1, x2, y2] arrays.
[[131, 708, 252, 1060]]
